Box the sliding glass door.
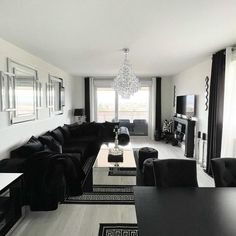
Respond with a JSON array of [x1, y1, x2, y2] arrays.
[[118, 87, 149, 121], [95, 81, 151, 136], [96, 87, 116, 122], [118, 87, 150, 135]]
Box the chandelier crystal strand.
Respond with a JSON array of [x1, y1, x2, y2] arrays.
[[113, 48, 140, 99]]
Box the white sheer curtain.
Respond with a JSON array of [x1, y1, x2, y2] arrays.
[[221, 47, 236, 157]]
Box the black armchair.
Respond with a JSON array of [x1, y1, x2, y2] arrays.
[[211, 158, 236, 187], [133, 119, 148, 136], [153, 159, 198, 187], [119, 119, 132, 132]]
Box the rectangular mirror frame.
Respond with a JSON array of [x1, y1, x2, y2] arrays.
[[0, 71, 6, 111], [7, 58, 39, 124], [48, 75, 64, 116]]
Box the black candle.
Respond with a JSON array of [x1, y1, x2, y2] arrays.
[[202, 133, 207, 141], [198, 131, 201, 139]]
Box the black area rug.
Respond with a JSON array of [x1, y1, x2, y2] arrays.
[[98, 223, 138, 236], [108, 167, 137, 176], [64, 185, 134, 205]]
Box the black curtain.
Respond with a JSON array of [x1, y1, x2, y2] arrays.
[[155, 77, 162, 140], [84, 77, 90, 122], [206, 50, 226, 175]]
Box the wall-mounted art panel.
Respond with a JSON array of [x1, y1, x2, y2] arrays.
[[7, 58, 38, 124], [0, 71, 6, 111], [36, 80, 43, 109], [48, 75, 64, 116]]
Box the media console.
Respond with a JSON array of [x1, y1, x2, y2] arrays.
[[173, 117, 195, 157]]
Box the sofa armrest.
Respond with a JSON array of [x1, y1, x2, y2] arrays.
[[0, 158, 26, 173]]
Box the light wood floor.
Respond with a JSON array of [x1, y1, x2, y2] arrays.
[[9, 137, 214, 236]]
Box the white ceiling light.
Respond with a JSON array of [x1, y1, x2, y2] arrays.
[[113, 48, 140, 99]]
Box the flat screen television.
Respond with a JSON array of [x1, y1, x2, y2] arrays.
[[176, 95, 196, 117]]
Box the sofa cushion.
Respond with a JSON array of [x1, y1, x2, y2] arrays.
[[67, 123, 83, 137], [0, 158, 26, 173], [51, 127, 65, 145], [68, 122, 103, 138], [82, 122, 101, 136], [102, 121, 119, 142], [10, 136, 44, 159], [68, 135, 98, 143], [38, 133, 62, 153], [62, 142, 89, 162], [62, 152, 86, 170], [60, 125, 71, 141]]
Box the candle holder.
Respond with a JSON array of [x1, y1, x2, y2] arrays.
[[196, 131, 201, 164], [201, 133, 207, 169], [108, 125, 123, 163]]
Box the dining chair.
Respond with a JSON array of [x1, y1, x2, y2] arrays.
[[153, 159, 198, 187], [211, 158, 236, 187]]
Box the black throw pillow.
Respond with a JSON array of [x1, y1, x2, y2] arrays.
[[38, 134, 62, 153], [50, 127, 65, 145], [68, 123, 85, 137], [82, 122, 101, 136], [10, 136, 44, 159], [60, 125, 71, 140]]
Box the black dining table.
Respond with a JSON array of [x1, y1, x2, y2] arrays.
[[134, 186, 236, 236]]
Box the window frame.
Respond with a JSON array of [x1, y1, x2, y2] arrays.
[[93, 78, 153, 137]]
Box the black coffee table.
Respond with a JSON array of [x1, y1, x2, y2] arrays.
[[134, 186, 236, 236]]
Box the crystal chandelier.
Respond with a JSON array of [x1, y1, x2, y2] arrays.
[[113, 48, 140, 99]]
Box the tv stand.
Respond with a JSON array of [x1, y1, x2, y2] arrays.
[[173, 117, 195, 158]]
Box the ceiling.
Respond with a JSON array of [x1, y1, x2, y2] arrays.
[[0, 0, 236, 77]]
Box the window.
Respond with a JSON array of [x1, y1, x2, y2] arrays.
[[118, 87, 149, 122], [94, 80, 152, 136], [96, 87, 116, 122]]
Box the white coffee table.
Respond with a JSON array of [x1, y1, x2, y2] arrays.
[[93, 143, 136, 168], [93, 143, 136, 186]]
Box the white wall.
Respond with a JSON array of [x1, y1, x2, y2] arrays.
[[71, 77, 84, 123], [72, 77, 84, 109], [170, 58, 212, 134], [0, 38, 75, 159]]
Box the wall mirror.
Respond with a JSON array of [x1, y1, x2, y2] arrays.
[[0, 71, 6, 111], [0, 71, 16, 112], [48, 75, 64, 115], [7, 59, 38, 124], [36, 80, 43, 109]]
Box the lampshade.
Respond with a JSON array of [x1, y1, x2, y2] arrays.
[[74, 108, 84, 116]]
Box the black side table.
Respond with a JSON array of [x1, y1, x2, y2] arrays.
[[0, 173, 23, 236]]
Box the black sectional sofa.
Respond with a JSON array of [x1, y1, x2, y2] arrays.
[[0, 121, 129, 211], [117, 119, 148, 136]]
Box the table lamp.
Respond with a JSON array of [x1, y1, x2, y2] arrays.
[[74, 108, 85, 124]]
